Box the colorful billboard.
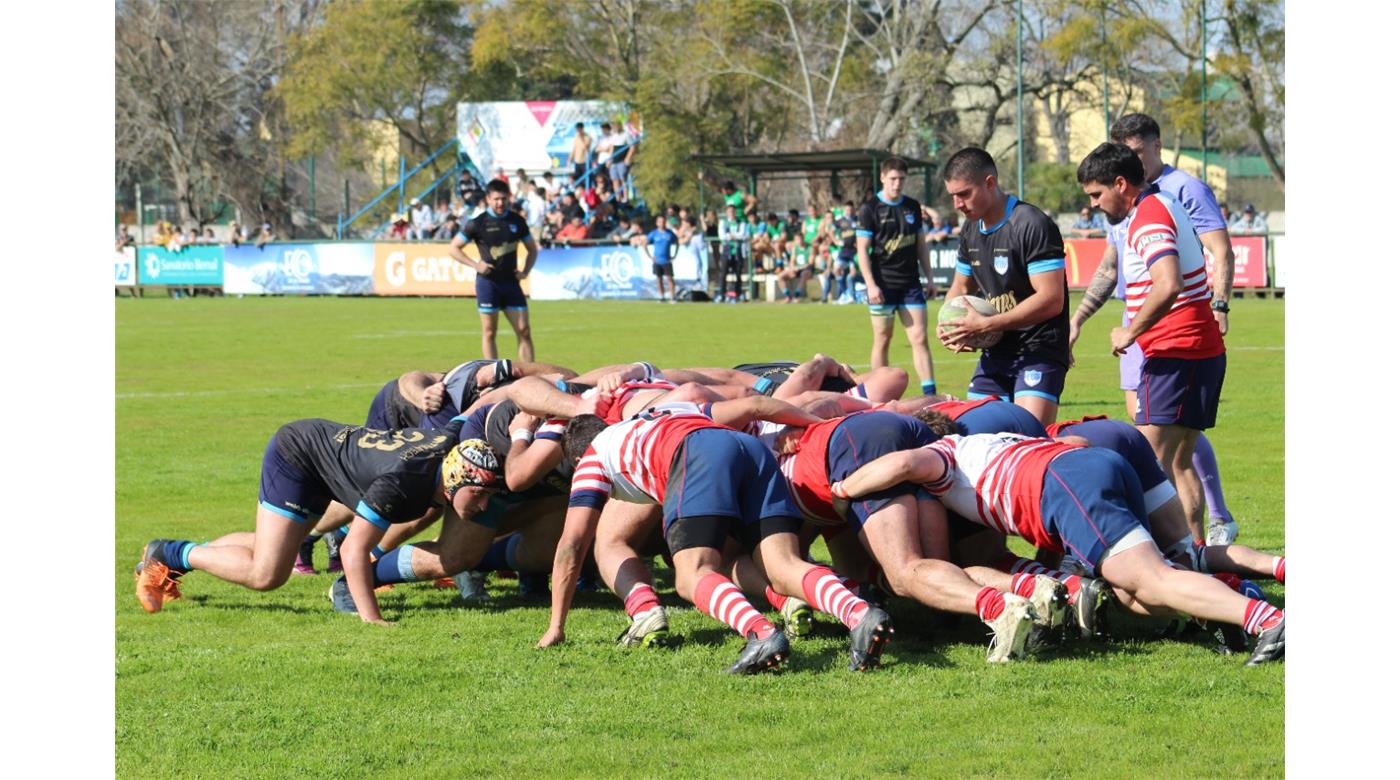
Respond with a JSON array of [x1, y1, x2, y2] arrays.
[[1059, 236, 1270, 289], [223, 242, 375, 295], [115, 247, 136, 287], [529, 242, 707, 301], [137, 245, 223, 286], [457, 100, 640, 177]]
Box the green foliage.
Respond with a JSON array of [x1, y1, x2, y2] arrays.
[[1024, 162, 1088, 213], [117, 296, 1284, 777]]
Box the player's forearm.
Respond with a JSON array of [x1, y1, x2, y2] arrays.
[[1201, 230, 1234, 301], [344, 524, 386, 622], [832, 451, 917, 498], [1073, 248, 1119, 326], [546, 510, 597, 631], [1125, 282, 1181, 342], [447, 242, 480, 271], [398, 372, 442, 410], [506, 441, 562, 493], [855, 242, 876, 285], [507, 376, 591, 419]]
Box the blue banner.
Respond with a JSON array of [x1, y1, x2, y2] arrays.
[[137, 245, 223, 286], [529, 241, 707, 300], [223, 242, 375, 295]]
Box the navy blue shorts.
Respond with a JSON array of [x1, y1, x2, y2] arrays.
[[827, 412, 937, 530], [476, 277, 528, 314], [1054, 419, 1169, 498], [953, 400, 1049, 437], [365, 379, 423, 430], [868, 284, 927, 317], [1135, 353, 1226, 430], [1040, 448, 1149, 574], [258, 435, 333, 523], [662, 428, 800, 531], [968, 354, 1068, 405]]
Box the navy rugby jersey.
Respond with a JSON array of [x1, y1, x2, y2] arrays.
[[856, 194, 924, 289], [954, 195, 1070, 365], [457, 209, 530, 283], [275, 418, 462, 527]]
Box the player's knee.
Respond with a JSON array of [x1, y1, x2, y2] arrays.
[[438, 547, 473, 575], [248, 568, 289, 591]]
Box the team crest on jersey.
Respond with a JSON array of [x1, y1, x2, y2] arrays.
[[994, 255, 1009, 275], [904, 213, 916, 224], [1024, 369, 1042, 387], [509, 224, 519, 233]]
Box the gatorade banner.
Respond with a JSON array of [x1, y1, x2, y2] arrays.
[[373, 242, 479, 296], [457, 101, 641, 176], [137, 245, 223, 286], [223, 242, 375, 295]]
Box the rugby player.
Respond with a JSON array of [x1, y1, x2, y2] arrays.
[[1077, 143, 1227, 551], [830, 432, 1284, 665], [449, 179, 540, 362], [770, 409, 1048, 662], [855, 157, 940, 396], [134, 417, 499, 626], [937, 148, 1071, 427], [1071, 113, 1241, 545], [542, 399, 896, 674]]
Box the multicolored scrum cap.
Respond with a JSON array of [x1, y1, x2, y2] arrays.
[[441, 439, 503, 498]]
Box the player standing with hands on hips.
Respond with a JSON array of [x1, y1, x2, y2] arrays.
[[450, 179, 539, 362], [937, 148, 1071, 427], [854, 157, 940, 396]]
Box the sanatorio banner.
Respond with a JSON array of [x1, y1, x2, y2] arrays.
[[137, 245, 223, 286]]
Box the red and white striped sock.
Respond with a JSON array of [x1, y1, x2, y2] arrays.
[[623, 583, 660, 618], [764, 585, 789, 611], [975, 587, 1006, 621], [1010, 573, 1038, 598], [1273, 556, 1285, 584], [1242, 598, 1283, 635], [1061, 575, 1083, 603], [996, 552, 1076, 584], [694, 572, 775, 639], [801, 566, 870, 629]]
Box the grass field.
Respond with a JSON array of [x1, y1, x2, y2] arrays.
[[116, 295, 1284, 778]]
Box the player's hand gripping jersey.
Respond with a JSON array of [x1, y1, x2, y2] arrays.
[[568, 403, 725, 508], [1123, 189, 1224, 359], [917, 433, 1085, 551]]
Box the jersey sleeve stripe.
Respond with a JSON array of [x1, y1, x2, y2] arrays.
[[1027, 258, 1065, 274], [1144, 248, 1177, 267], [355, 500, 392, 530], [955, 261, 973, 276], [855, 229, 874, 238]]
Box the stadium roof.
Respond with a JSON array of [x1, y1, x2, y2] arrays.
[[690, 148, 940, 176]]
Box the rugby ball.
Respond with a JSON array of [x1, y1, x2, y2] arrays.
[[937, 295, 1003, 350]]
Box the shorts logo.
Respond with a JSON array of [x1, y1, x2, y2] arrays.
[[1024, 369, 1042, 387], [994, 255, 1009, 275]]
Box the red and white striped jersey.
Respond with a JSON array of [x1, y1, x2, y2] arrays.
[[919, 433, 1083, 551], [1123, 190, 1225, 359], [581, 379, 679, 425], [568, 402, 719, 509]]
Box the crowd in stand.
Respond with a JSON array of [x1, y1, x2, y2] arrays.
[[115, 221, 276, 252]]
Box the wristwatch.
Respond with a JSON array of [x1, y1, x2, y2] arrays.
[[1210, 300, 1230, 313]]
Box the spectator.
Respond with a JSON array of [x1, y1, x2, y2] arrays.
[[591, 175, 616, 221], [203, 227, 216, 244], [717, 204, 750, 303], [410, 197, 433, 239], [255, 223, 275, 248], [228, 221, 246, 247], [492, 167, 509, 187], [458, 172, 484, 212], [387, 213, 410, 241], [594, 122, 618, 175], [609, 215, 641, 244], [541, 171, 561, 201], [764, 212, 788, 260], [1230, 202, 1269, 234], [580, 184, 600, 218], [721, 180, 758, 218], [1069, 206, 1108, 238], [568, 122, 592, 185], [600, 123, 632, 202], [116, 225, 136, 250], [558, 191, 584, 225], [556, 214, 589, 244], [665, 204, 681, 229], [514, 168, 532, 196], [923, 208, 953, 245], [433, 214, 460, 241], [181, 225, 198, 246], [784, 209, 802, 243], [586, 211, 612, 240], [523, 183, 548, 239], [433, 199, 452, 232], [1219, 202, 1233, 226], [748, 211, 776, 272]]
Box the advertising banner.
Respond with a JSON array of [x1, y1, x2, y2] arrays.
[[1059, 236, 1270, 289], [457, 100, 640, 176], [529, 242, 707, 301], [137, 245, 223, 286], [223, 242, 376, 295], [1269, 234, 1286, 288], [372, 243, 482, 296], [115, 247, 136, 287]]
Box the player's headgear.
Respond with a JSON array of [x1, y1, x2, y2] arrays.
[[441, 439, 503, 498]]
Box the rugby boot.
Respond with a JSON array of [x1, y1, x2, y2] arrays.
[[292, 536, 318, 575], [1070, 577, 1111, 639], [1206, 517, 1240, 546], [519, 571, 551, 597], [1244, 616, 1285, 666], [134, 540, 184, 614], [453, 570, 492, 603], [325, 530, 345, 573], [726, 631, 790, 675], [984, 594, 1035, 663], [616, 606, 680, 648], [1026, 575, 1070, 648], [780, 596, 815, 639], [848, 606, 894, 671], [328, 576, 359, 614]]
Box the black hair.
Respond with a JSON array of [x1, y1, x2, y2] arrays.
[[941, 148, 997, 182], [575, 122, 584, 130], [1076, 142, 1145, 187], [722, 180, 736, 192], [563, 415, 608, 465], [880, 156, 909, 174], [485, 179, 511, 196], [1109, 113, 1161, 144]]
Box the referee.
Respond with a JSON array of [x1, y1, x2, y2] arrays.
[[937, 148, 1070, 426]]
